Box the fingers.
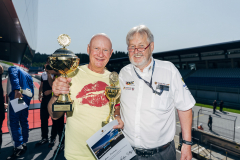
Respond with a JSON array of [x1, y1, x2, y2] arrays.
[[52, 77, 71, 96], [113, 117, 124, 129]]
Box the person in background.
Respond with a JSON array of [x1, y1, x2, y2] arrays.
[[208, 115, 212, 131], [46, 64, 65, 155], [6, 66, 34, 160], [0, 64, 8, 154], [213, 100, 217, 114], [219, 100, 224, 112], [35, 62, 64, 150], [197, 123, 204, 130]]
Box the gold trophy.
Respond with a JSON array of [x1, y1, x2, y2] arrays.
[[102, 72, 121, 126], [49, 34, 80, 112]]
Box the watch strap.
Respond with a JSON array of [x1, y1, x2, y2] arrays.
[[182, 139, 193, 145]]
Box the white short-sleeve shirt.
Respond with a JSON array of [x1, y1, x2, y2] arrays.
[[119, 58, 195, 149]]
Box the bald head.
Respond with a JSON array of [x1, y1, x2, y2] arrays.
[[89, 33, 112, 49], [87, 33, 113, 74]]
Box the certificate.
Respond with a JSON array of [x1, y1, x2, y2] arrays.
[[10, 98, 28, 113], [86, 120, 136, 160]]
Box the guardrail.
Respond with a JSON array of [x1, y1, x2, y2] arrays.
[[188, 85, 240, 93], [210, 144, 228, 160]]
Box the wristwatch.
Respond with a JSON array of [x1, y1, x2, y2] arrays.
[[182, 139, 193, 145]]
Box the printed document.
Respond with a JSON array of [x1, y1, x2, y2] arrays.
[[10, 98, 28, 113], [87, 120, 136, 160]]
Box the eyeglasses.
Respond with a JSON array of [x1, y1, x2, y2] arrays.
[[127, 43, 150, 53]]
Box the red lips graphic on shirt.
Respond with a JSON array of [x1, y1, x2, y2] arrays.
[[76, 81, 109, 107]]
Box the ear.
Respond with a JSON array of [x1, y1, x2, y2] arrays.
[[150, 42, 154, 53], [87, 44, 90, 55], [110, 49, 113, 57]]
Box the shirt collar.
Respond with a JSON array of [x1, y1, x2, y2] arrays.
[[133, 57, 154, 74]]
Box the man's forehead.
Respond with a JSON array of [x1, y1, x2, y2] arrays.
[[129, 33, 148, 44], [90, 35, 111, 44]]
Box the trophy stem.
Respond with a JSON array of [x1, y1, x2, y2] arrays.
[[102, 100, 115, 127], [56, 74, 72, 104]]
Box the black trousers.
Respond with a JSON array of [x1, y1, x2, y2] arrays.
[[208, 122, 212, 130], [0, 105, 5, 150], [40, 96, 64, 142], [131, 140, 176, 160], [0, 118, 3, 150]]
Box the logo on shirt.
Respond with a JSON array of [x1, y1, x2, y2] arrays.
[[181, 78, 189, 90], [155, 82, 170, 86], [182, 78, 185, 83], [76, 81, 109, 107], [123, 87, 132, 90], [126, 81, 134, 86], [154, 82, 170, 92]]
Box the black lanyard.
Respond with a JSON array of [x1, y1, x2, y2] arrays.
[[133, 60, 163, 95]]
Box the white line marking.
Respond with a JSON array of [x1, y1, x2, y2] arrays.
[[235, 126, 240, 129]]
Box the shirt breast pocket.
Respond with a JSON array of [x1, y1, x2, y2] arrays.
[[151, 91, 172, 113]]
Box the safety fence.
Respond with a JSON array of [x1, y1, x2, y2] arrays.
[[197, 109, 237, 141]]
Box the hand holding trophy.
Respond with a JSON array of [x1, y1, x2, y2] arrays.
[[103, 72, 121, 126], [49, 34, 80, 112]]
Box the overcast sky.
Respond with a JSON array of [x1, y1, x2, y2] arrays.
[[36, 0, 240, 55]]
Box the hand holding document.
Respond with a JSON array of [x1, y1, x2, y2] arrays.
[[87, 120, 136, 160], [10, 98, 28, 113]]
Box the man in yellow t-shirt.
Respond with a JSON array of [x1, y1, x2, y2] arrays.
[[48, 33, 124, 160]]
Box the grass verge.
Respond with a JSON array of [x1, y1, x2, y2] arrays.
[[0, 61, 13, 66], [195, 103, 240, 114]]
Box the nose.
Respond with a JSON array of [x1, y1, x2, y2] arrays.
[[134, 48, 139, 54], [98, 49, 104, 57]]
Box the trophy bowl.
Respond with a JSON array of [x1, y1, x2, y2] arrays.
[[49, 34, 80, 112]]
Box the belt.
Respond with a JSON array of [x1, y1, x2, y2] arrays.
[[133, 142, 171, 157]]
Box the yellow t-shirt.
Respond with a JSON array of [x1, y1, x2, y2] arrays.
[[65, 65, 111, 160]]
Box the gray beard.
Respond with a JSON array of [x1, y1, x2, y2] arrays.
[[130, 55, 151, 69]]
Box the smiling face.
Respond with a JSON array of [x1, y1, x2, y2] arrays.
[[87, 35, 113, 73], [128, 33, 154, 71]]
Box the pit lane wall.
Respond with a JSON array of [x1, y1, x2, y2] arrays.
[[192, 129, 240, 157]]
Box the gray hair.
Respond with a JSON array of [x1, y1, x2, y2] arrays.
[[126, 25, 154, 46], [90, 33, 112, 48]]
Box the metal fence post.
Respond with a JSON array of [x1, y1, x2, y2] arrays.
[[197, 109, 201, 129], [198, 139, 199, 155], [234, 119, 236, 141], [210, 144, 212, 160], [192, 111, 194, 128]]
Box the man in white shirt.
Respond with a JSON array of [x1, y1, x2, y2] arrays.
[[118, 25, 195, 160]]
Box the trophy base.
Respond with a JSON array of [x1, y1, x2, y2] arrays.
[[18, 98, 24, 104], [52, 102, 72, 112]]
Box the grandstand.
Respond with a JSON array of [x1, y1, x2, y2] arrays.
[[177, 69, 192, 78], [185, 68, 240, 88]]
